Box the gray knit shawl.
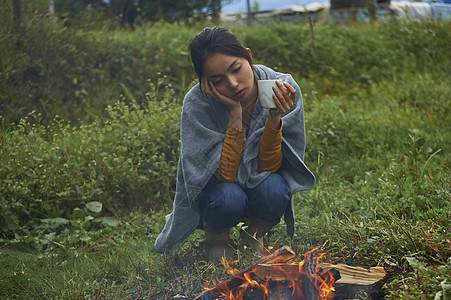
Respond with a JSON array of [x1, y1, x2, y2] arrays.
[[154, 65, 315, 253]]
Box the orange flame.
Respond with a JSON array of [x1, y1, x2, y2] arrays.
[[214, 248, 336, 300]]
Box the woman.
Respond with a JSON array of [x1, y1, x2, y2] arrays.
[[155, 27, 315, 261]]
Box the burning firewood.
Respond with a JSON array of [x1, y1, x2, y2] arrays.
[[195, 245, 391, 300], [194, 246, 296, 300]]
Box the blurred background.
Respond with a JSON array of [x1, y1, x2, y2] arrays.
[[2, 0, 450, 127]]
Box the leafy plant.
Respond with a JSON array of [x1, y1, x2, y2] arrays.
[[0, 99, 181, 245]]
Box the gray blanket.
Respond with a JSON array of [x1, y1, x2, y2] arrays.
[[154, 65, 315, 253]]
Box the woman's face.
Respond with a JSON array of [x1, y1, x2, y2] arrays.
[[202, 51, 257, 106]]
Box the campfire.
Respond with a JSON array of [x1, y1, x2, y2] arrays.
[[195, 246, 390, 300]]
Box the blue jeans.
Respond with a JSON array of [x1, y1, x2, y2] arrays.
[[200, 173, 290, 233]]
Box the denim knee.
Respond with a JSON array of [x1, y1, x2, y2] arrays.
[[246, 173, 290, 224], [200, 180, 247, 233]]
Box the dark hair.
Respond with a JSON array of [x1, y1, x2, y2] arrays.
[[189, 27, 253, 80]]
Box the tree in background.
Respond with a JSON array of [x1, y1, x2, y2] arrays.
[[12, 0, 24, 33], [135, 0, 224, 22], [110, 0, 137, 29], [52, 0, 227, 26], [55, 0, 107, 18]]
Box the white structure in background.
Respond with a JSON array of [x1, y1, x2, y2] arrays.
[[272, 3, 331, 14], [220, 1, 451, 23], [390, 1, 451, 21], [220, 2, 330, 24], [390, 1, 433, 21]]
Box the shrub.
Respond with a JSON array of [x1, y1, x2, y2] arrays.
[[0, 99, 181, 242], [0, 12, 198, 126]]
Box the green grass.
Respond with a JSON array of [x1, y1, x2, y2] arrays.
[[0, 12, 450, 299], [1, 68, 449, 298]]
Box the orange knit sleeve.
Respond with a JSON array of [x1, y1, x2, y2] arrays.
[[258, 119, 283, 173], [215, 126, 246, 183]]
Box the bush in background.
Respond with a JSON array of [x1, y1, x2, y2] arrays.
[[0, 99, 181, 246], [1, 5, 450, 127], [1, 6, 199, 126]]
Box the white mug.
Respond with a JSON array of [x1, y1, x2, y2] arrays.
[[257, 80, 281, 109]]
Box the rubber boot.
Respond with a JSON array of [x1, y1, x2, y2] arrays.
[[204, 230, 235, 262], [239, 217, 275, 257]]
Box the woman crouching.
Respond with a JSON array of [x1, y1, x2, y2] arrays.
[[155, 27, 315, 261]]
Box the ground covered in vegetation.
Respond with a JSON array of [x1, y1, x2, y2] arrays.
[[1, 3, 450, 299]]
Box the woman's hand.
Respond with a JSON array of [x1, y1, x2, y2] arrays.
[[201, 77, 243, 129], [268, 81, 296, 129], [201, 77, 241, 112]]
